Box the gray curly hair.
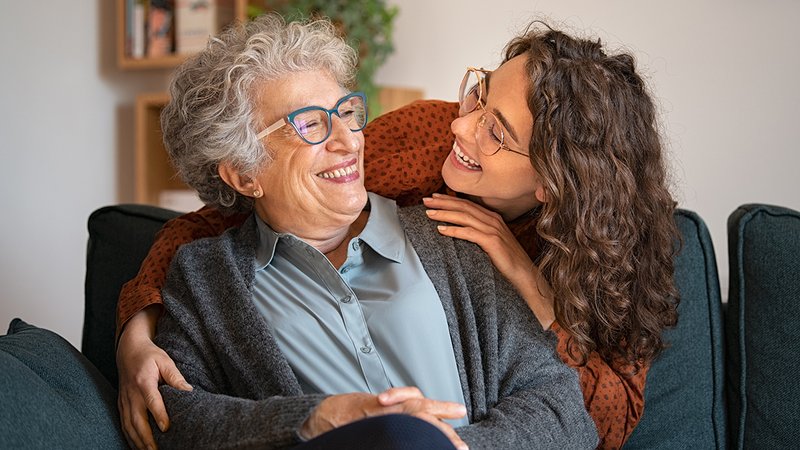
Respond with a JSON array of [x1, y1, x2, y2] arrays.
[[161, 13, 358, 213]]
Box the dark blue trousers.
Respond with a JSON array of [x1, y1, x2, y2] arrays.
[[292, 414, 457, 450]]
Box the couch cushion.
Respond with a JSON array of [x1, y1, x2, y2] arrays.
[[726, 204, 800, 449], [83, 204, 180, 387], [624, 209, 726, 449], [0, 319, 126, 448]]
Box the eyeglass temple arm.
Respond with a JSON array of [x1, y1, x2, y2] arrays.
[[256, 118, 288, 140]]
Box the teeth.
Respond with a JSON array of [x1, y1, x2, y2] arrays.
[[453, 143, 481, 169], [318, 163, 358, 179]]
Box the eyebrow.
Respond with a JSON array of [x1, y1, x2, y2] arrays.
[[484, 72, 521, 144]]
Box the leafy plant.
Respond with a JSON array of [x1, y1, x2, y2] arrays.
[[249, 1, 399, 118]]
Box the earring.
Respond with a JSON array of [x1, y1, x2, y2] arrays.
[[253, 190, 262, 198]]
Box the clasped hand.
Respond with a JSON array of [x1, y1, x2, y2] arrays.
[[301, 386, 469, 450], [117, 307, 192, 450]]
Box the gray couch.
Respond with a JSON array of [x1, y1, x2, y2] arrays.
[[1, 203, 798, 449]]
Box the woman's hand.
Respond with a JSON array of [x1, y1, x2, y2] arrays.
[[116, 306, 192, 450], [301, 388, 468, 450], [423, 194, 554, 328]]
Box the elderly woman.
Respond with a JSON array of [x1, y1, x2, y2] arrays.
[[144, 14, 596, 450]]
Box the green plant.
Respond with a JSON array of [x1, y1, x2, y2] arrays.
[[249, 1, 399, 118]]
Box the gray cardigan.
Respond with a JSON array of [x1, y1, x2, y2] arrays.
[[154, 205, 598, 449]]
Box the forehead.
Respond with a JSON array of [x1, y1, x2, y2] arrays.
[[254, 70, 344, 124], [486, 55, 528, 96], [485, 55, 532, 145]]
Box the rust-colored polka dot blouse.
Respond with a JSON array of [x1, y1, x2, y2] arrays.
[[117, 99, 645, 450]]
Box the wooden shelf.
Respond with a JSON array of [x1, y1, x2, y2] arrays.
[[134, 86, 423, 208], [135, 92, 187, 205]]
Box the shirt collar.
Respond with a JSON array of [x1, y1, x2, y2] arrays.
[[359, 192, 405, 264], [254, 192, 405, 270], [254, 215, 281, 269]]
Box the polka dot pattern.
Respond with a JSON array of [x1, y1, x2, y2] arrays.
[[551, 322, 647, 449], [116, 99, 643, 449], [363, 100, 459, 205]]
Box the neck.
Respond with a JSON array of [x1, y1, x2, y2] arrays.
[[321, 210, 369, 268], [255, 202, 366, 251], [465, 194, 536, 222], [255, 206, 370, 268]]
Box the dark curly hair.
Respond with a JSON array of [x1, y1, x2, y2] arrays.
[[505, 23, 680, 371]]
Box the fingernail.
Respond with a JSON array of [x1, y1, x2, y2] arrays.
[[457, 444, 469, 450], [422, 197, 432, 202], [437, 225, 447, 231], [158, 421, 167, 432], [426, 209, 437, 216], [182, 382, 193, 391], [432, 193, 442, 197]]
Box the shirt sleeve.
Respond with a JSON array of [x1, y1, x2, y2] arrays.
[[550, 321, 648, 450], [364, 100, 459, 206], [115, 206, 246, 337]]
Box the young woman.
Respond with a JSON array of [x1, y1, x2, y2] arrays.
[[116, 22, 678, 450]]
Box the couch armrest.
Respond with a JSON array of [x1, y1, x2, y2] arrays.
[[83, 204, 180, 388], [726, 203, 800, 449]]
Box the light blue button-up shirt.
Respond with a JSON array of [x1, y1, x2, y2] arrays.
[[251, 193, 467, 426]]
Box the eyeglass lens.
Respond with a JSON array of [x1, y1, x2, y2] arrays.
[[476, 112, 507, 156], [459, 71, 483, 116], [291, 95, 367, 144]]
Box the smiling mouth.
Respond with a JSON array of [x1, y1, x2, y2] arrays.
[[453, 142, 481, 170], [317, 162, 358, 179]]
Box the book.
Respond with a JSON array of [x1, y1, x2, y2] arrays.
[[147, 0, 174, 57], [174, 0, 217, 54], [125, 0, 133, 56], [131, 0, 147, 58]]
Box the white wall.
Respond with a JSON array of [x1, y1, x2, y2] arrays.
[[376, 0, 800, 298], [0, 1, 797, 348], [0, 1, 170, 347]]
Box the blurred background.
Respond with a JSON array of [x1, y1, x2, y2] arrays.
[[1, 0, 798, 347]]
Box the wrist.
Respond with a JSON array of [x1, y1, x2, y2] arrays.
[[515, 271, 555, 329], [298, 397, 328, 441], [121, 305, 161, 342]]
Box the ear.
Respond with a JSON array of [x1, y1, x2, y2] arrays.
[[218, 162, 262, 198], [534, 185, 548, 204]]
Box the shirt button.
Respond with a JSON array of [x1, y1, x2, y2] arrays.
[[341, 266, 351, 274], [360, 346, 372, 354], [351, 241, 360, 251], [341, 296, 352, 304]]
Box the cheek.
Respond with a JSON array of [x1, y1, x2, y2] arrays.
[[489, 158, 539, 191], [262, 153, 311, 187]]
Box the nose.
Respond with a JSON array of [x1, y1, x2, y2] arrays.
[[450, 109, 480, 146], [326, 114, 361, 153]]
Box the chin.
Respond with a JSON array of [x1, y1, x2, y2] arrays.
[[338, 188, 369, 214], [441, 164, 469, 195]]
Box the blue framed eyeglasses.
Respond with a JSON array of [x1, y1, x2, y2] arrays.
[[256, 92, 368, 145]]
